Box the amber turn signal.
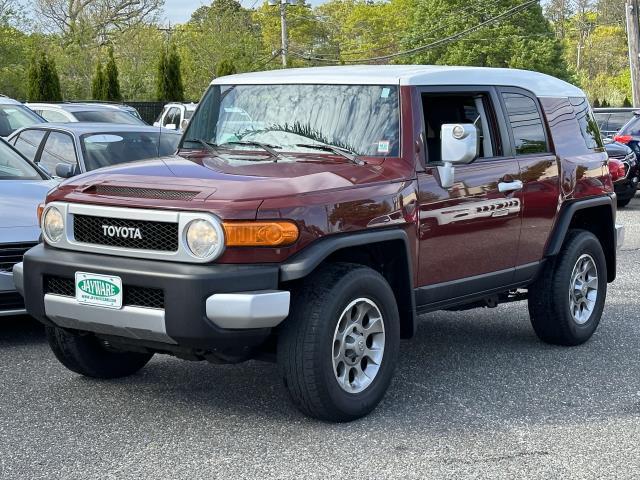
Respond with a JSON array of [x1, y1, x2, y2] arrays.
[[223, 221, 299, 247], [37, 203, 45, 226]]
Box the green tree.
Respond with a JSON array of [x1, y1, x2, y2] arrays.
[[157, 44, 185, 102], [215, 58, 237, 77], [27, 52, 62, 101], [174, 0, 263, 98], [402, 0, 571, 81], [105, 47, 122, 101], [92, 62, 107, 100]]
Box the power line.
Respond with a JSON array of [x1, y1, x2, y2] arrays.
[[290, 0, 539, 64], [299, 0, 510, 59]]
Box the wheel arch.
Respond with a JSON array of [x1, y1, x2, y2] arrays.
[[280, 229, 417, 339], [545, 196, 617, 282]]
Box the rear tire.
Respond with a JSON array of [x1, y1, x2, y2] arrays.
[[528, 230, 607, 346], [277, 263, 400, 422], [46, 326, 153, 378]]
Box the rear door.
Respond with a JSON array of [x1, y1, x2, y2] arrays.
[[497, 88, 558, 269], [416, 86, 522, 301]]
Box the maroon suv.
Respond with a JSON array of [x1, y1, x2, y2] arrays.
[[15, 66, 624, 421]]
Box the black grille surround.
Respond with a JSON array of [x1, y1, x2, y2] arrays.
[[0, 242, 37, 272], [0, 292, 25, 311], [45, 276, 164, 309], [92, 185, 199, 201], [73, 215, 179, 252]]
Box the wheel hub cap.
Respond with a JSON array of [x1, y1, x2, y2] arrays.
[[332, 298, 385, 394], [569, 253, 598, 325]]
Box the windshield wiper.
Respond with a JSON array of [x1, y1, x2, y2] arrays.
[[187, 138, 218, 154], [220, 141, 283, 162], [295, 143, 365, 165]]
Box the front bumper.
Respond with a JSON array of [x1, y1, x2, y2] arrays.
[[18, 244, 290, 350], [1, 267, 25, 317]]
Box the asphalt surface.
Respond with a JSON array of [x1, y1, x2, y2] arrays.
[[2, 201, 640, 479]]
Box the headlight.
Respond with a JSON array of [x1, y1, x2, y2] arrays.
[[185, 219, 223, 259], [43, 206, 64, 243]]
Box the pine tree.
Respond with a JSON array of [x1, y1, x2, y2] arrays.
[[157, 44, 185, 102], [623, 97, 632, 107], [92, 62, 107, 100], [105, 47, 122, 101], [592, 99, 601, 108], [215, 59, 237, 77], [26, 56, 40, 102], [27, 53, 62, 101]]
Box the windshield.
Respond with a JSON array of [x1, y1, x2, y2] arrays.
[[81, 131, 180, 171], [73, 110, 146, 125], [0, 139, 42, 179], [0, 104, 45, 137], [182, 84, 400, 157]]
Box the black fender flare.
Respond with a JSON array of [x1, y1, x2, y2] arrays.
[[279, 228, 417, 338], [545, 196, 615, 257]]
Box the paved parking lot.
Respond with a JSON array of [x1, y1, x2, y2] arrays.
[[2, 200, 640, 479]]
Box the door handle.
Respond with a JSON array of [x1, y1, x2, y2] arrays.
[[498, 180, 523, 193]]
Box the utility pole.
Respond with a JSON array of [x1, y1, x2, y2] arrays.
[[627, 0, 640, 107], [269, 0, 296, 68]]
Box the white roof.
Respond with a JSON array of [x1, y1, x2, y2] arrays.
[[0, 95, 22, 105], [212, 65, 584, 98]]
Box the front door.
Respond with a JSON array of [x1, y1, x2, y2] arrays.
[[416, 88, 522, 298]]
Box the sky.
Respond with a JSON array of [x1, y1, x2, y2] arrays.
[[162, 0, 323, 24]]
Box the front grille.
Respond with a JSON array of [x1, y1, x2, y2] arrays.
[[92, 185, 199, 201], [45, 276, 75, 297], [73, 215, 179, 251], [124, 286, 165, 309], [0, 242, 37, 272], [45, 276, 164, 309], [0, 291, 25, 310]]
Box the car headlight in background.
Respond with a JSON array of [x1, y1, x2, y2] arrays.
[[43, 206, 64, 243], [185, 219, 223, 259]]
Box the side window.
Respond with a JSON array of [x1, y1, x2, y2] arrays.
[[422, 92, 501, 163], [39, 132, 77, 173], [502, 93, 548, 155], [40, 109, 70, 123], [163, 107, 180, 127], [569, 97, 603, 151], [13, 129, 46, 161]]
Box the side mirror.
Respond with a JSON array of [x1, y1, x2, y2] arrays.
[[180, 119, 189, 131], [55, 163, 75, 179], [438, 124, 479, 189], [165, 123, 177, 130]]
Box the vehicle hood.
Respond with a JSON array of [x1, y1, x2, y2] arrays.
[[0, 179, 57, 229], [605, 141, 632, 159], [49, 154, 411, 213]]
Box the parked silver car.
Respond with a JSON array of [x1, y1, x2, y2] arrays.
[[0, 138, 56, 316], [7, 123, 181, 178], [0, 95, 46, 138]]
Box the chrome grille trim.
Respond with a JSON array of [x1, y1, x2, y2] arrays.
[[44, 202, 225, 264]]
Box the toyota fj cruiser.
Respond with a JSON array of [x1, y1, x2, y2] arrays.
[[15, 66, 624, 421]]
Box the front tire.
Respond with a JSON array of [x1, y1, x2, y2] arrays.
[[528, 230, 607, 346], [46, 326, 153, 378], [277, 263, 400, 422]]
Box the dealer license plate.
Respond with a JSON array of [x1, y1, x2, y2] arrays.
[[75, 272, 123, 309]]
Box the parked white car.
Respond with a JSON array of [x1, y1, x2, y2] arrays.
[[26, 102, 145, 125], [153, 102, 197, 132]]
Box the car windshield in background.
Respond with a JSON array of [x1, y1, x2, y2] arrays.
[[0, 105, 44, 137], [0, 140, 41, 179], [183, 84, 400, 157], [73, 110, 146, 125], [80, 131, 180, 171]]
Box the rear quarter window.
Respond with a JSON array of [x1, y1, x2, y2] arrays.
[[570, 97, 603, 151]]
